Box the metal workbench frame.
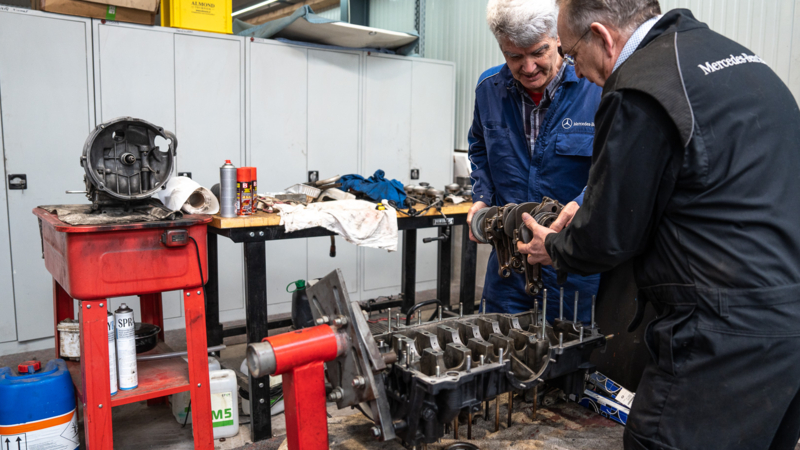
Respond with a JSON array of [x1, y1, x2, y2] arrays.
[[204, 212, 478, 442]]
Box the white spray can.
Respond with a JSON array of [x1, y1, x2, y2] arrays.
[[108, 310, 118, 396], [115, 303, 138, 390]]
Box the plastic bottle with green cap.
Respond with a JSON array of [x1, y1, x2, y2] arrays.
[[288, 279, 314, 329]]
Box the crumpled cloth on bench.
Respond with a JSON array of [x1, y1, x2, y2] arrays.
[[274, 199, 398, 251]]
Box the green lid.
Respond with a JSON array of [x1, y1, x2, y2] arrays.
[[286, 279, 306, 293]]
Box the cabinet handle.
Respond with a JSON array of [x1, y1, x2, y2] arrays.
[[8, 174, 26, 190]]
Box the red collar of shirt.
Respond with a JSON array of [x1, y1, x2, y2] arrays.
[[528, 91, 544, 106]]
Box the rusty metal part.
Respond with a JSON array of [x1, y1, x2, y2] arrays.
[[470, 198, 565, 295]]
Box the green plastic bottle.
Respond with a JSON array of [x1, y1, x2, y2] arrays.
[[288, 280, 313, 329]]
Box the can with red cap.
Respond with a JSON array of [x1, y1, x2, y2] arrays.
[[237, 167, 253, 216]]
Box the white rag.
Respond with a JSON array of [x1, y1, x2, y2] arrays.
[[274, 200, 398, 251], [157, 176, 220, 215]]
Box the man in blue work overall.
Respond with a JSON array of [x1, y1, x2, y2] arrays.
[[467, 0, 601, 321]]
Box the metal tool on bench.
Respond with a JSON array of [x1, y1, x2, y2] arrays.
[[470, 197, 563, 296], [247, 269, 607, 450], [72, 117, 177, 211]]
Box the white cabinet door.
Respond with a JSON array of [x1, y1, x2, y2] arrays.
[[248, 41, 308, 192], [363, 55, 412, 183], [175, 33, 246, 319], [248, 40, 309, 311], [0, 11, 94, 341], [411, 60, 456, 285], [94, 22, 180, 321], [307, 49, 361, 295], [362, 55, 412, 294], [94, 23, 175, 131]]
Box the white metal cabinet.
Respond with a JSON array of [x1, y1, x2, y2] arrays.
[[94, 21, 247, 326], [247, 40, 309, 313], [306, 49, 361, 295], [411, 60, 456, 286], [0, 9, 95, 341], [362, 55, 413, 294], [174, 33, 247, 320]]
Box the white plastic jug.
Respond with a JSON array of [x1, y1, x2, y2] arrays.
[[171, 367, 239, 438]]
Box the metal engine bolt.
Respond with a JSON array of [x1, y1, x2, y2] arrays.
[[579, 326, 584, 343], [435, 365, 440, 377], [559, 332, 564, 349], [396, 312, 401, 329], [387, 307, 392, 333], [418, 314, 421, 326], [459, 302, 463, 318], [591, 295, 597, 329], [559, 287, 564, 320], [480, 354, 485, 366], [371, 426, 381, 438], [498, 348, 504, 365], [465, 355, 472, 373], [333, 316, 348, 327], [438, 305, 442, 322], [352, 376, 366, 388], [574, 292, 579, 323], [481, 298, 486, 314], [541, 290, 547, 340], [327, 389, 343, 401]]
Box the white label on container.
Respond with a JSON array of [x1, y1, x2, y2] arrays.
[[108, 315, 118, 395], [210, 392, 234, 428], [615, 388, 636, 408], [115, 312, 137, 390], [0, 409, 79, 450]]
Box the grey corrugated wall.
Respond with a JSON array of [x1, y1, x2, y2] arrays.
[[423, 0, 503, 151], [421, 0, 800, 150], [315, 5, 342, 20], [369, 0, 417, 32]]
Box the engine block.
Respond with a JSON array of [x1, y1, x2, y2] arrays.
[[304, 270, 608, 449]]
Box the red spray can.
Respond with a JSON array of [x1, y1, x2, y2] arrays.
[[237, 167, 253, 216]]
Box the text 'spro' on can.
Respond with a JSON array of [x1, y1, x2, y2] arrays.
[[115, 303, 138, 390], [108, 310, 118, 396], [220, 160, 237, 218]]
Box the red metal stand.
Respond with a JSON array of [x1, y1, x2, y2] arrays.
[[262, 325, 343, 450], [36, 208, 214, 450]]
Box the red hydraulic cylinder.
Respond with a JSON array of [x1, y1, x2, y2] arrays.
[[248, 325, 347, 450]]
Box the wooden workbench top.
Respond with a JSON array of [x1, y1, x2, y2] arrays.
[[209, 201, 473, 229]]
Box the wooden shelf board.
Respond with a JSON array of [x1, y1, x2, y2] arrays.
[[67, 342, 191, 407], [210, 201, 472, 229]]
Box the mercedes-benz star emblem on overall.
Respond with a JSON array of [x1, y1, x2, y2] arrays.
[[562, 118, 573, 129]]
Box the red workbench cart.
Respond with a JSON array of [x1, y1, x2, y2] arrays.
[[34, 207, 214, 449]]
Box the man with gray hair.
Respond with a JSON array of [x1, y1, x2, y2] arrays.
[[518, 1, 800, 449], [467, 0, 602, 322]]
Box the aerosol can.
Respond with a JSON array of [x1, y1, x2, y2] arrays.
[[220, 160, 237, 218], [115, 303, 138, 390], [108, 310, 118, 396]]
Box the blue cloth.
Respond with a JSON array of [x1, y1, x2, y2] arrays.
[[468, 63, 602, 320], [339, 170, 407, 204]]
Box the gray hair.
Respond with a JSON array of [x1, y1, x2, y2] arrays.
[[487, 0, 559, 48], [557, 0, 661, 38]]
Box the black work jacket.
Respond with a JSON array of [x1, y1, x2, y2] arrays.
[[546, 9, 800, 309]]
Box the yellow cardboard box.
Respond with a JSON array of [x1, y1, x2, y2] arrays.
[[161, 0, 232, 34]]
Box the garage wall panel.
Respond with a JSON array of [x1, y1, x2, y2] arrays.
[[0, 10, 94, 342], [175, 33, 246, 314]]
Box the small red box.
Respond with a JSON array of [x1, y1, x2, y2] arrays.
[[34, 208, 211, 300]]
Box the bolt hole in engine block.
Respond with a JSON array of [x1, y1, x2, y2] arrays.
[[285, 269, 610, 449]]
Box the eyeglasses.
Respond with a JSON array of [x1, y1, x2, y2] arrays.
[[562, 28, 592, 66]]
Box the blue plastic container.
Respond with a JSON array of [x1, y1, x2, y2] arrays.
[[0, 359, 79, 449]]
